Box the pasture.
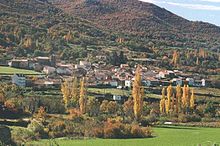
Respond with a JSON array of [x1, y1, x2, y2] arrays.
[[29, 126, 220, 146]]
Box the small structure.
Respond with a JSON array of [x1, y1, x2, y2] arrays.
[[8, 59, 29, 69], [186, 78, 195, 86], [113, 95, 122, 101], [143, 77, 160, 87], [171, 78, 183, 86], [109, 80, 118, 87], [35, 57, 50, 66], [120, 64, 129, 68], [201, 79, 206, 87], [43, 66, 56, 75], [79, 61, 91, 70], [56, 64, 73, 75], [194, 79, 206, 87], [157, 70, 175, 79], [124, 80, 132, 88], [12, 74, 26, 87]]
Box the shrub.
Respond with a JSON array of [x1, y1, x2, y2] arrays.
[[104, 121, 125, 138], [103, 120, 153, 139], [11, 127, 36, 145], [178, 114, 201, 123], [178, 114, 188, 123], [84, 126, 104, 138], [48, 120, 66, 138], [130, 125, 146, 138], [27, 120, 47, 138]]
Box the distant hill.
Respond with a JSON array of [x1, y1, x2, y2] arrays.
[[0, 0, 113, 57], [51, 0, 220, 49]]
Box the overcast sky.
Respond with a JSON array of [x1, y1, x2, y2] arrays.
[[140, 0, 220, 26]]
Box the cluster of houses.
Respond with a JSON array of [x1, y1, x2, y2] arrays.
[[3, 55, 208, 89]]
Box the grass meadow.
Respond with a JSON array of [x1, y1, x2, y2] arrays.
[[0, 66, 42, 75], [29, 126, 220, 146]]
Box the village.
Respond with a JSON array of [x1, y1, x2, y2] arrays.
[[0, 55, 209, 95]]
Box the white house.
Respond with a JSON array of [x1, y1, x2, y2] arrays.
[[144, 80, 151, 86], [113, 95, 122, 101], [194, 79, 206, 87], [157, 70, 174, 79], [186, 78, 194, 86], [80, 61, 91, 70], [110, 81, 118, 87], [75, 64, 84, 69], [43, 66, 56, 75], [125, 80, 132, 88], [201, 79, 206, 87], [12, 74, 26, 87], [172, 78, 183, 86]]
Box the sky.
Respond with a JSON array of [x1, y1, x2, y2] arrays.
[[140, 0, 220, 26]]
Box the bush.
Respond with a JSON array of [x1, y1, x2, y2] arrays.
[[104, 121, 125, 138], [130, 125, 146, 138], [84, 119, 104, 138], [141, 114, 158, 126], [178, 114, 201, 123], [27, 120, 48, 138], [11, 127, 36, 145], [103, 120, 153, 139], [48, 120, 66, 138], [178, 114, 188, 123]]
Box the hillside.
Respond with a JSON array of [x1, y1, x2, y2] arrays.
[[51, 0, 220, 49], [0, 0, 115, 60]]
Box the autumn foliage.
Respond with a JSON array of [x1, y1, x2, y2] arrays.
[[160, 84, 196, 114], [132, 65, 144, 121]]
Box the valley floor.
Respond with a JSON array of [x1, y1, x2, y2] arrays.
[[29, 126, 220, 146]]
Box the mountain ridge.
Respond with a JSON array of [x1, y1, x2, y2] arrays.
[[50, 0, 220, 49]]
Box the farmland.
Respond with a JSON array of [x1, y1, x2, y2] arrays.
[[0, 66, 42, 75]]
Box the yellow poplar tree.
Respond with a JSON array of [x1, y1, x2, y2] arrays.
[[172, 50, 179, 66], [71, 77, 79, 103], [64, 31, 73, 42], [79, 77, 87, 114], [61, 80, 71, 109], [190, 89, 195, 109], [186, 85, 190, 107], [166, 85, 172, 112], [171, 94, 175, 112], [176, 85, 182, 113], [182, 85, 187, 112], [132, 65, 143, 121], [165, 99, 169, 114], [24, 37, 32, 48]]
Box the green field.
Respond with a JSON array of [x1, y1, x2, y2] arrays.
[[29, 126, 220, 146], [0, 66, 42, 75]]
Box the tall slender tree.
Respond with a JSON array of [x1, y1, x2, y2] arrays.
[[176, 85, 182, 113], [182, 85, 187, 113], [186, 85, 190, 107], [71, 77, 79, 104], [171, 93, 175, 112], [190, 89, 195, 110], [61, 79, 71, 109], [132, 65, 144, 121], [79, 77, 87, 114], [167, 85, 172, 112], [165, 99, 169, 114]]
